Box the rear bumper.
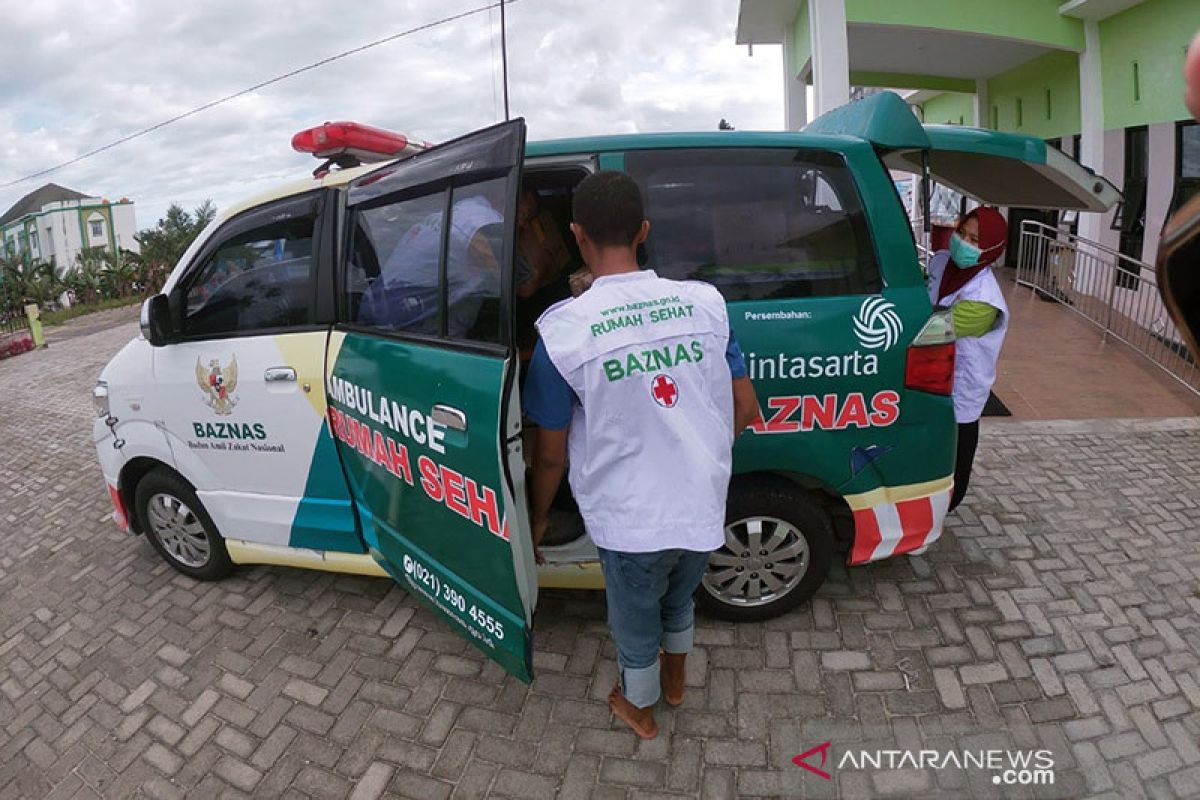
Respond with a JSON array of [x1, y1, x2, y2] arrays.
[[845, 477, 953, 565]]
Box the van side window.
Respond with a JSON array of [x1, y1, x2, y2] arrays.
[[626, 148, 882, 300], [444, 178, 505, 344], [184, 214, 315, 337], [348, 179, 505, 344], [351, 191, 445, 337]]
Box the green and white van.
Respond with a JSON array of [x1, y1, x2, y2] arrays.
[[92, 93, 1117, 681]]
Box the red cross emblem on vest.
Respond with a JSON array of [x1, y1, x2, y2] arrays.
[[651, 374, 678, 408]]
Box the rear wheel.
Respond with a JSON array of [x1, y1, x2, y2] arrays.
[[134, 468, 232, 581], [697, 478, 833, 622]]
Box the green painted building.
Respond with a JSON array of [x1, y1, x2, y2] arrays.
[[736, 0, 1200, 264]]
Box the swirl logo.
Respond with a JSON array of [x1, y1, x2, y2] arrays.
[[853, 297, 903, 351]]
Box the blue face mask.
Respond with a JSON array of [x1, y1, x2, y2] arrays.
[[949, 233, 981, 268]]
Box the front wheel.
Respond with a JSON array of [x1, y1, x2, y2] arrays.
[[134, 468, 233, 581], [696, 478, 833, 622]]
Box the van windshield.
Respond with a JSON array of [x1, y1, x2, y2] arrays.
[[626, 148, 882, 301]]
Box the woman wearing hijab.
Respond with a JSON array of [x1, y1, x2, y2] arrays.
[[927, 206, 1009, 511]]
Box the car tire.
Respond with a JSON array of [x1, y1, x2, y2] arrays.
[[696, 477, 833, 622], [134, 468, 233, 581]]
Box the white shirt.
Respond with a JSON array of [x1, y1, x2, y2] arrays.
[[927, 251, 1009, 423]]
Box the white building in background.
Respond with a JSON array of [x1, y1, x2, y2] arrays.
[[0, 183, 139, 273]]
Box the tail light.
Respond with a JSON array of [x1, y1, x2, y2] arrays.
[[905, 310, 955, 395]]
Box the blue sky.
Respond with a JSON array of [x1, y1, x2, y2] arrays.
[[0, 0, 784, 230]]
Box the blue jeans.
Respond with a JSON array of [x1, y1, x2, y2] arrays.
[[597, 547, 712, 708]]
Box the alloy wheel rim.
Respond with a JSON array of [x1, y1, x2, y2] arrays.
[[702, 515, 809, 607], [146, 493, 210, 568]]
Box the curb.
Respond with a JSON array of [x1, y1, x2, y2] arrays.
[[981, 416, 1200, 435]]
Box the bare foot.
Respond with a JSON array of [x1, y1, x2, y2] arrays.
[[608, 686, 658, 739], [660, 652, 686, 707]]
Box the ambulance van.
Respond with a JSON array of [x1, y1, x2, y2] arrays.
[[92, 92, 1117, 681]]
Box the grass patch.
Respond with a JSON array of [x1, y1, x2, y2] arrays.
[[40, 297, 142, 327]]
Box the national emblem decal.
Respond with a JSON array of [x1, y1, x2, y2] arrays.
[[196, 355, 239, 416], [650, 373, 679, 408]]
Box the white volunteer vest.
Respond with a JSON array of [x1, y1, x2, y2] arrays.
[[536, 270, 734, 553], [927, 251, 1009, 423]]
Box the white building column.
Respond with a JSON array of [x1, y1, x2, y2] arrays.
[[1142, 122, 1176, 265], [782, 26, 808, 130], [1078, 19, 1106, 245], [973, 79, 989, 128], [808, 0, 850, 116]]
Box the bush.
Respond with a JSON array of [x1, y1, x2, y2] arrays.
[[39, 297, 141, 327], [0, 332, 34, 360]]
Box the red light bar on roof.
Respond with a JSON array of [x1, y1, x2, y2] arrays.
[[291, 121, 429, 165]]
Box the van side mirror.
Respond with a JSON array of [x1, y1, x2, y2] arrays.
[[141, 294, 174, 347]]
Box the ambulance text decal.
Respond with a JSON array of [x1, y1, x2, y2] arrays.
[[326, 376, 510, 542]]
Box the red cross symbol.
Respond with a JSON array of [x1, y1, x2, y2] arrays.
[[651, 374, 678, 408]]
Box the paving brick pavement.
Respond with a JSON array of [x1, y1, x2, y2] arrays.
[[2, 320, 1200, 799]]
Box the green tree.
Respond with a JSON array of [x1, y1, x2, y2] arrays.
[[1, 259, 61, 306], [59, 246, 145, 304], [99, 252, 138, 299], [0, 257, 21, 309], [62, 255, 103, 305], [135, 200, 217, 290]]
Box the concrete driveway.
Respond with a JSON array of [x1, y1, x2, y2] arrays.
[[2, 318, 1199, 799]]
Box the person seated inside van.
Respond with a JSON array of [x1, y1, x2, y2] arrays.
[[515, 186, 578, 357], [517, 188, 572, 298], [358, 189, 505, 337]]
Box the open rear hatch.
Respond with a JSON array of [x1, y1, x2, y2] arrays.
[[805, 91, 1120, 213]]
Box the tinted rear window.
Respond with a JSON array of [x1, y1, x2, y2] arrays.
[[626, 148, 881, 301]]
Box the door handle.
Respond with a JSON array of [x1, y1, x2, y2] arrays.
[[432, 404, 468, 431], [264, 367, 297, 383]]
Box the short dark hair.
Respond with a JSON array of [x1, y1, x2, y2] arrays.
[[572, 171, 645, 248]]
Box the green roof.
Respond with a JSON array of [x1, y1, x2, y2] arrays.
[[526, 130, 864, 158], [525, 92, 933, 158]]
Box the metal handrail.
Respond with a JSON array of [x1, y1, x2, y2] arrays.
[[1015, 220, 1151, 281], [1, 305, 31, 337], [914, 239, 932, 263], [1014, 219, 1198, 396]]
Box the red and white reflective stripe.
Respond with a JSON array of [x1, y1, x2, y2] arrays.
[[107, 483, 129, 532], [847, 488, 951, 565]]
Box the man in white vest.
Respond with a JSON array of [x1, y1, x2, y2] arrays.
[[524, 172, 759, 738]]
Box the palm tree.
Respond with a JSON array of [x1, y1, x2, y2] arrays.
[[0, 257, 22, 310], [100, 252, 138, 298], [16, 260, 62, 307], [68, 260, 102, 304]]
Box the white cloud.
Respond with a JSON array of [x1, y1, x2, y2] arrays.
[[0, 0, 783, 229]]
